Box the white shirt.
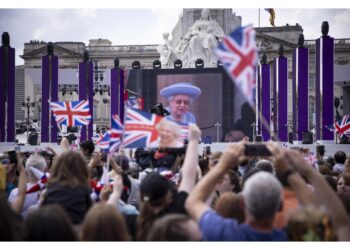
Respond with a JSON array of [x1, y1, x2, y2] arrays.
[[8, 183, 40, 218]]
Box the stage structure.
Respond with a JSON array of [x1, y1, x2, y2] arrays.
[[292, 34, 309, 141], [316, 22, 334, 141], [79, 51, 94, 141], [41, 43, 58, 143], [0, 32, 15, 142], [272, 45, 288, 142]]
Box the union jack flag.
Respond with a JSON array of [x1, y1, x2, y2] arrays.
[[216, 25, 258, 106], [26, 167, 49, 194], [97, 130, 111, 151], [334, 115, 350, 138], [92, 132, 104, 145], [110, 114, 124, 152], [126, 96, 145, 110], [304, 152, 318, 166], [123, 108, 164, 148], [50, 100, 91, 126]]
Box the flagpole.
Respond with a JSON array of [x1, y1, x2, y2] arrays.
[[258, 8, 261, 28]]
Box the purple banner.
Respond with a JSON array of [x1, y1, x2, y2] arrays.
[[0, 48, 4, 141], [42, 55, 59, 142], [41, 56, 50, 142], [119, 69, 125, 122], [79, 62, 93, 141], [50, 56, 58, 142], [316, 36, 334, 140], [7, 47, 15, 142], [256, 66, 261, 135], [272, 60, 277, 137], [293, 47, 309, 141], [0, 47, 15, 141], [274, 56, 288, 142], [260, 64, 271, 141], [110, 68, 119, 117]]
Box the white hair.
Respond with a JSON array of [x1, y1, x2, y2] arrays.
[[156, 119, 182, 139], [242, 171, 282, 219], [25, 154, 47, 180], [167, 95, 193, 104]]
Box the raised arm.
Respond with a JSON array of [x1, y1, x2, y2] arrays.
[[267, 142, 319, 207], [11, 153, 27, 214], [185, 143, 244, 222], [178, 124, 201, 193], [107, 175, 124, 206], [285, 150, 350, 241]]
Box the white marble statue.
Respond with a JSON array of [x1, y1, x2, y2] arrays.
[[157, 32, 178, 68], [178, 9, 225, 68]]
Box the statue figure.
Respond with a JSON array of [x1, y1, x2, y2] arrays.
[[278, 44, 284, 57], [157, 32, 177, 68], [298, 33, 305, 48], [83, 50, 89, 63], [47, 42, 54, 56], [321, 21, 329, 37], [1, 32, 10, 47], [114, 57, 119, 68], [177, 9, 225, 68]]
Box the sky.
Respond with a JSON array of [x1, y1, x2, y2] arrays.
[[0, 1, 350, 65]]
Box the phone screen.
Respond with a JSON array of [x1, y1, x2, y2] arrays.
[[8, 151, 17, 164], [244, 144, 271, 156]]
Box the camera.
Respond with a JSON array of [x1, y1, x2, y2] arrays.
[[244, 144, 271, 156]]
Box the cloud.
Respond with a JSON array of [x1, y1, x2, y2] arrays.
[[150, 8, 182, 43]]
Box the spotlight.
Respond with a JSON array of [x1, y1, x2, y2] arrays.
[[195, 59, 204, 68], [174, 59, 182, 69], [153, 60, 161, 69], [132, 60, 141, 69]]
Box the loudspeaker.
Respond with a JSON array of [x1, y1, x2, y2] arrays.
[[28, 132, 38, 145], [255, 135, 263, 142], [288, 132, 294, 144], [302, 132, 313, 144]]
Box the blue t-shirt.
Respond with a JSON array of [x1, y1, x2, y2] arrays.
[[199, 210, 287, 241]]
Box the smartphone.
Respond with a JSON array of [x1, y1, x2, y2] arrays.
[[7, 150, 17, 164], [244, 144, 271, 156]]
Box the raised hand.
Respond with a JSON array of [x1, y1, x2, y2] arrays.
[[188, 123, 201, 142]]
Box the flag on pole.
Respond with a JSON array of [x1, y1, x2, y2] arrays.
[[125, 90, 144, 110], [50, 100, 91, 126], [123, 108, 164, 148], [92, 132, 104, 145], [216, 25, 258, 106], [97, 130, 112, 151], [333, 115, 350, 138], [265, 8, 276, 26], [109, 114, 124, 152]]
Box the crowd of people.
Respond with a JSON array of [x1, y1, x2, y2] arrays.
[[1, 123, 350, 241]]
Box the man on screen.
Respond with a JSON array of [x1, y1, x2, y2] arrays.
[[160, 82, 201, 124]]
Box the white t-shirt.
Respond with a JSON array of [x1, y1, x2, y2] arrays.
[[8, 183, 40, 218]]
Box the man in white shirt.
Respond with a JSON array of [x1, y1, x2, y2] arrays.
[[8, 154, 47, 218]]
